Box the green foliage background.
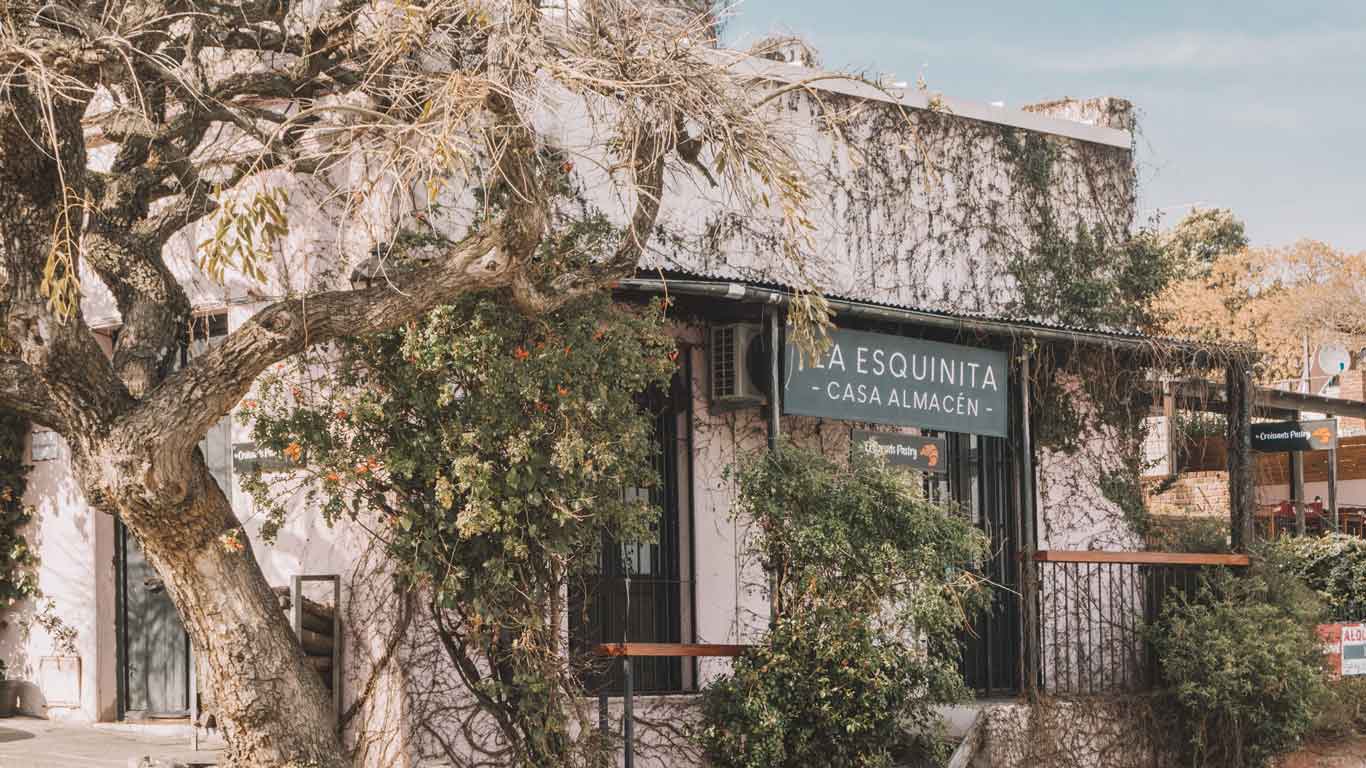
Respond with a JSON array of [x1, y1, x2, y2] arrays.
[[1264, 534, 1366, 623]]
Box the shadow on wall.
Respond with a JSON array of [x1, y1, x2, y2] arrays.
[[2, 429, 105, 720]]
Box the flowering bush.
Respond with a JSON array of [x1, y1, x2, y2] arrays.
[[244, 292, 676, 766]]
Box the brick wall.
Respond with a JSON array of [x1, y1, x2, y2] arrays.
[[1145, 471, 1229, 518], [1338, 366, 1366, 435]]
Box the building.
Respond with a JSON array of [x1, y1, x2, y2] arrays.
[[0, 50, 1256, 766]]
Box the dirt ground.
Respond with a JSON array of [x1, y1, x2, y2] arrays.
[[1280, 736, 1366, 767]]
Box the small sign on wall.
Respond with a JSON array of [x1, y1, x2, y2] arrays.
[[1318, 623, 1366, 677], [232, 442, 293, 474], [30, 429, 60, 462], [852, 429, 947, 473]]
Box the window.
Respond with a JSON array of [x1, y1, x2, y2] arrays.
[[570, 376, 694, 694]]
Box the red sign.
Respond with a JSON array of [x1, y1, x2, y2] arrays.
[[1318, 623, 1366, 677]]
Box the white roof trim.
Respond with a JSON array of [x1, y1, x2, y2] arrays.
[[727, 55, 1134, 150]]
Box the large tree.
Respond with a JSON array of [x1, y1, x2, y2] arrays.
[[0, 1, 821, 765], [1155, 226, 1366, 382]]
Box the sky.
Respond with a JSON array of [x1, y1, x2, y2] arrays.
[[723, 0, 1366, 251]]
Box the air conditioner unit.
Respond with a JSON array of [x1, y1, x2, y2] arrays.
[[709, 323, 770, 410]]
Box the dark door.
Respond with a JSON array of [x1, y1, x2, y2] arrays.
[[951, 433, 1022, 696], [118, 521, 191, 718]]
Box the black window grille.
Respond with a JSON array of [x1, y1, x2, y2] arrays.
[[570, 381, 693, 695]]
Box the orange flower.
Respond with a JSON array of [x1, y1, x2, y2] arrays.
[[557, 385, 569, 397], [242, 399, 258, 410], [354, 462, 370, 475], [560, 160, 574, 174], [219, 531, 245, 553], [283, 442, 303, 462], [535, 402, 550, 413], [335, 409, 349, 420], [291, 386, 303, 399], [514, 346, 530, 361], [326, 471, 340, 483]]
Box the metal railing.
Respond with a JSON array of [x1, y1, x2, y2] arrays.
[[570, 576, 697, 695], [594, 643, 746, 768], [1032, 551, 1250, 695]]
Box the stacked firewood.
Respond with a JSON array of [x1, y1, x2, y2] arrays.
[[272, 586, 338, 690]]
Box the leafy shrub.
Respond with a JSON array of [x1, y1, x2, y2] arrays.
[[1151, 566, 1327, 767], [697, 444, 988, 768], [246, 293, 676, 766], [1263, 534, 1366, 622], [1145, 515, 1231, 554], [1313, 677, 1366, 738], [1263, 535, 1366, 739]]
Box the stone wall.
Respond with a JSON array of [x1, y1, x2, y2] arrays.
[[961, 698, 1171, 768]]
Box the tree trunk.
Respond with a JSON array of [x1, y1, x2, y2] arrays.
[[113, 458, 347, 768]]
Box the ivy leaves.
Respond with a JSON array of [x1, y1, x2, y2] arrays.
[[0, 412, 36, 614]]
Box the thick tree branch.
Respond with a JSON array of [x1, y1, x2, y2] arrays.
[[0, 355, 67, 429], [124, 226, 513, 498]]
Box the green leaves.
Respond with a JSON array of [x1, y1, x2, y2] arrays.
[[0, 411, 37, 613], [1264, 534, 1366, 623], [243, 292, 675, 766], [699, 444, 987, 768], [197, 188, 291, 284], [1151, 567, 1328, 767]]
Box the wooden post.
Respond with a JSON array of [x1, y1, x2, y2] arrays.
[[1290, 409, 1306, 536], [765, 307, 782, 627], [1226, 363, 1255, 552], [765, 307, 781, 451], [1329, 443, 1340, 532]]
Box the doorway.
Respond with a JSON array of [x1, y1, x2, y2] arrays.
[[948, 433, 1023, 696], [116, 520, 191, 718]]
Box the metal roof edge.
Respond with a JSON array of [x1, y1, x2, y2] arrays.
[[618, 276, 1246, 361]]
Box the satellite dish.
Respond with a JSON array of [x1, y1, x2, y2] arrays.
[[1317, 343, 1351, 374]]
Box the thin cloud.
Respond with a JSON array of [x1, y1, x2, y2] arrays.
[[1029, 27, 1366, 73]]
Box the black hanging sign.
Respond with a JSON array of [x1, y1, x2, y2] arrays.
[[852, 429, 948, 473], [1250, 419, 1338, 453]]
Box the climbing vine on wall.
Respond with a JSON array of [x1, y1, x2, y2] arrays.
[[0, 410, 36, 619], [644, 88, 1196, 540]]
